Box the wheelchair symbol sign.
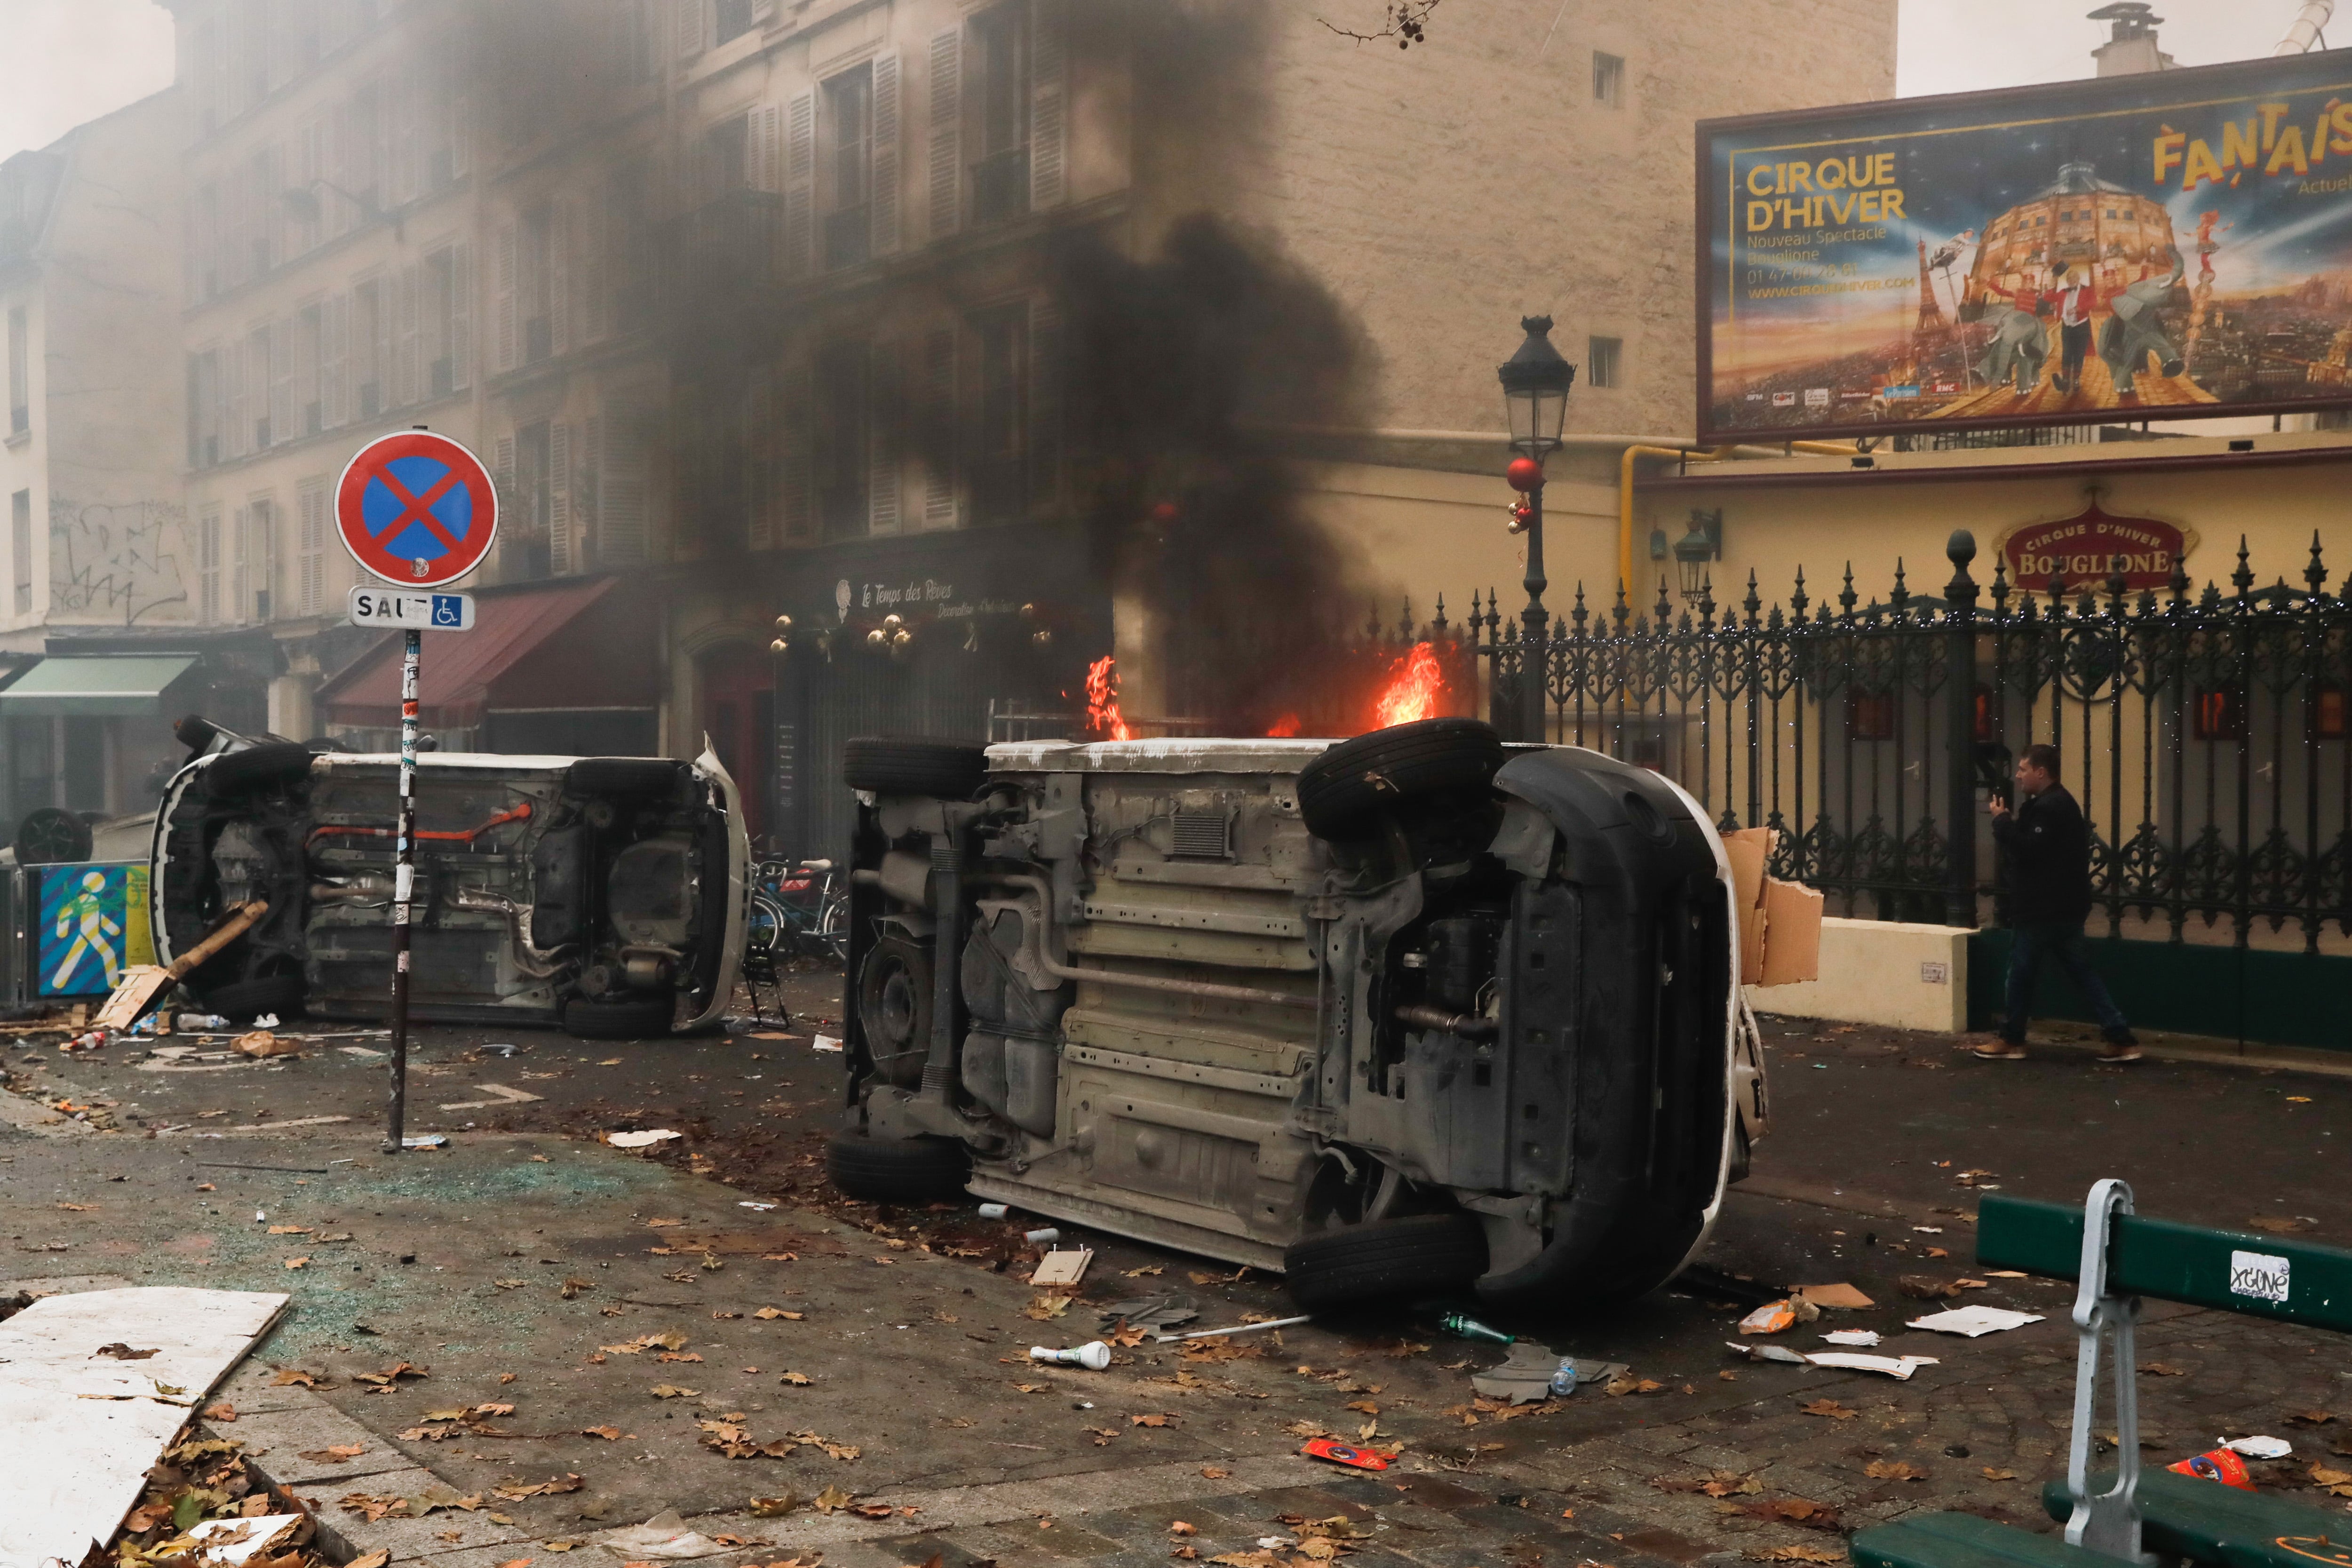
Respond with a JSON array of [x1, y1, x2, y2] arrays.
[[431, 595, 465, 628]]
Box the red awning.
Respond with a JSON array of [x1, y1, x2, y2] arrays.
[[318, 577, 657, 731]]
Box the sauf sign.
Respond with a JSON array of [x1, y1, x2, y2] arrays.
[[334, 429, 498, 1154]]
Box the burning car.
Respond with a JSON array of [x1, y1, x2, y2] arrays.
[[829, 718, 1768, 1313], [148, 719, 747, 1038]]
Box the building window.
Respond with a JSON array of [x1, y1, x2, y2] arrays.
[[1593, 51, 1625, 108], [823, 65, 874, 270], [1587, 335, 1622, 389], [522, 206, 554, 365], [970, 303, 1029, 525], [1846, 689, 1897, 742], [512, 420, 553, 578], [814, 339, 871, 539], [703, 113, 749, 198], [970, 6, 1030, 226], [2193, 686, 2247, 742], [9, 490, 30, 615], [714, 0, 754, 46], [354, 278, 383, 418], [297, 478, 327, 615], [238, 498, 274, 621], [198, 509, 222, 625], [7, 306, 27, 436]]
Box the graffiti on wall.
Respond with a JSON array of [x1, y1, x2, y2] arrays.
[[48, 497, 189, 624]]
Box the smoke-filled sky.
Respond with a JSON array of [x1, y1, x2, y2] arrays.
[[0, 0, 2329, 171]]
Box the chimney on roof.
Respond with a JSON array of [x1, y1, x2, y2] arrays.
[[2088, 3, 2174, 75]]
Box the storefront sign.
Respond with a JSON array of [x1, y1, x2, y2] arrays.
[[1995, 499, 2196, 594], [1699, 49, 2352, 442]]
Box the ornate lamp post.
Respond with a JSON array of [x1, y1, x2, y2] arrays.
[[1498, 316, 1574, 741]]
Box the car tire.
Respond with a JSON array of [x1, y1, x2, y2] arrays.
[[204, 742, 316, 794], [1295, 718, 1505, 840], [842, 738, 989, 798], [1281, 1211, 1490, 1313], [856, 933, 933, 1088], [12, 807, 93, 865], [562, 994, 676, 1040], [825, 1128, 971, 1204], [202, 973, 307, 1023], [565, 758, 684, 797]]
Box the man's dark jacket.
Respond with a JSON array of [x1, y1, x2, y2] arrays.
[[1994, 782, 2095, 925]]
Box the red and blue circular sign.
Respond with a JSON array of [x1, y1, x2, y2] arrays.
[[334, 430, 499, 589]]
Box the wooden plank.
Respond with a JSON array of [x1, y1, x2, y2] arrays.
[[1978, 1195, 2352, 1334], [0, 1287, 290, 1568]]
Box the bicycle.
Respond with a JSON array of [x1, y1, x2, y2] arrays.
[[749, 858, 848, 965]]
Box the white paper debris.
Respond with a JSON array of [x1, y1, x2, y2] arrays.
[[607, 1129, 683, 1149], [1822, 1329, 1882, 1346], [811, 1034, 844, 1052], [599, 1509, 723, 1560], [1723, 1340, 1812, 1364], [1807, 1352, 1939, 1379], [2224, 1435, 2292, 1459], [1907, 1305, 2046, 1337], [186, 1515, 303, 1565]]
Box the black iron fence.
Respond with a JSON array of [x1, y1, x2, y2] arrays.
[[1392, 531, 2352, 951]]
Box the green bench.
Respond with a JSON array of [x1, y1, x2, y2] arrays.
[[1851, 1178, 2352, 1568]]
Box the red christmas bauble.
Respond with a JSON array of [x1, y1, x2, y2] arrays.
[[1505, 457, 1544, 493]]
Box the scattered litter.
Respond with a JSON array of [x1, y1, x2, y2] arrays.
[[1098, 1294, 1199, 1335], [184, 1515, 303, 1565], [480, 1043, 518, 1057], [1739, 1297, 1820, 1335], [977, 1202, 1010, 1220], [1822, 1329, 1882, 1347], [1023, 1227, 1060, 1246], [2223, 1436, 2293, 1460], [810, 1035, 843, 1053], [2169, 1448, 2257, 1490], [336, 1045, 386, 1059], [1156, 1315, 1310, 1345], [232, 1032, 298, 1059], [1030, 1249, 1093, 1288], [1795, 1282, 1875, 1310], [607, 1130, 683, 1150], [1028, 1342, 1112, 1371], [178, 1014, 230, 1031], [250, 1013, 280, 1029], [1301, 1438, 1389, 1470], [738, 1201, 778, 1212], [1898, 1275, 1968, 1300], [1471, 1341, 1561, 1405], [400, 1134, 448, 1150], [1907, 1305, 2045, 1337], [598, 1509, 726, 1560], [1724, 1341, 1812, 1366], [1808, 1352, 1939, 1379], [1438, 1312, 1514, 1345]]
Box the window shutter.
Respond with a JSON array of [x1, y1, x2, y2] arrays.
[[299, 481, 326, 616], [225, 340, 246, 457], [494, 433, 516, 525], [324, 294, 347, 426], [581, 187, 608, 342], [927, 29, 961, 239], [396, 264, 420, 407], [870, 51, 901, 257], [1030, 297, 1062, 503], [754, 102, 782, 194], [494, 221, 516, 372], [779, 356, 812, 542], [921, 326, 956, 529], [550, 198, 573, 358], [783, 93, 815, 278], [675, 0, 703, 60], [869, 337, 901, 534], [580, 414, 604, 567], [1030, 0, 1067, 210], [231, 505, 250, 622], [450, 66, 473, 179], [550, 421, 573, 574], [602, 393, 649, 564], [272, 320, 296, 445], [746, 370, 775, 551], [451, 241, 473, 390]]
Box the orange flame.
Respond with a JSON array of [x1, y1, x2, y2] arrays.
[[1084, 655, 1132, 741], [1373, 642, 1444, 729], [1264, 713, 1302, 737]]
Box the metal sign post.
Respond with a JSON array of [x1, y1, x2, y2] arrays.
[[333, 427, 497, 1153]]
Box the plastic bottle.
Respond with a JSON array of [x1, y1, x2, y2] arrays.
[[1438, 1312, 1514, 1345], [1549, 1357, 1580, 1397], [1028, 1341, 1112, 1371]]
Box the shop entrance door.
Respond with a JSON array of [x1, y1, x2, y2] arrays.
[[699, 645, 774, 852]]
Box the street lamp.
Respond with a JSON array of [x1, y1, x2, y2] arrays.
[[1672, 509, 1723, 607], [1497, 316, 1575, 740]]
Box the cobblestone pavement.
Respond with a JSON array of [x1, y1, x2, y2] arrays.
[[3, 990, 2345, 1568]]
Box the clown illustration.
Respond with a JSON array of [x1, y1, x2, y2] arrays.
[[50, 869, 125, 993]]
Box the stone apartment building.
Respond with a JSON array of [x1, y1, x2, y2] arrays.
[[0, 90, 210, 840]]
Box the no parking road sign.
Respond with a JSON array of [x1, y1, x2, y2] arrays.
[[335, 430, 498, 588]]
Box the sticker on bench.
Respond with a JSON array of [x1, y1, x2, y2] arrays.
[[2229, 1249, 2290, 1304], [2272, 1536, 2352, 1567]]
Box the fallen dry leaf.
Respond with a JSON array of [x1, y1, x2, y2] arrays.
[[282, 1257, 312, 1270], [2139, 1361, 2186, 1377], [780, 1371, 812, 1386], [650, 1385, 700, 1399], [581, 1425, 623, 1441], [1750, 1546, 1843, 1564], [299, 1443, 369, 1462], [754, 1307, 805, 1321], [1865, 1460, 1929, 1481], [1201, 1465, 1231, 1479], [1131, 1413, 1175, 1428], [266, 1225, 310, 1235], [1800, 1398, 1858, 1419], [1897, 1275, 1963, 1300], [2249, 1216, 2315, 1235], [1024, 1295, 1073, 1321], [2289, 1410, 2336, 1426], [1983, 1467, 2019, 1481], [748, 1494, 799, 1517]]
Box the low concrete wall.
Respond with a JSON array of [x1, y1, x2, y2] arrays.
[[1748, 916, 1968, 1035]]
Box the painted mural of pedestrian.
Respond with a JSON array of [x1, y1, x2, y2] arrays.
[[1976, 744, 2140, 1063]]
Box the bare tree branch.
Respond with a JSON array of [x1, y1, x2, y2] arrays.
[[1318, 0, 1445, 48]]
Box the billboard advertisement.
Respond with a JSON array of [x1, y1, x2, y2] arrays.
[[1698, 50, 2352, 442]]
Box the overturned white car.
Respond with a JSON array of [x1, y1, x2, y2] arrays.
[[827, 718, 1768, 1313], [149, 719, 747, 1038]]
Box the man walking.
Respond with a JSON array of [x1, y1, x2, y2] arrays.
[[1976, 744, 2140, 1061]]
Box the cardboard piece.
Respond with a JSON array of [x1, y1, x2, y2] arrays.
[[1030, 1248, 1094, 1288], [1757, 878, 1825, 987], [1796, 1282, 1876, 1310]]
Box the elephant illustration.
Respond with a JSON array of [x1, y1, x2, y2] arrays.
[[2099, 247, 2188, 396], [1975, 299, 2049, 395]]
